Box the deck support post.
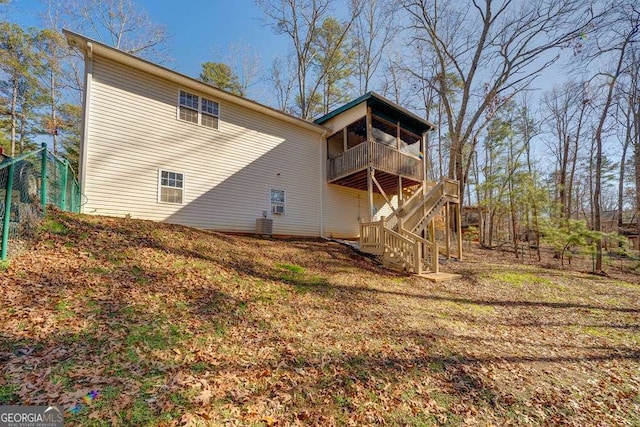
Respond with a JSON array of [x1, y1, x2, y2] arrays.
[[421, 131, 428, 183], [367, 167, 374, 222], [431, 219, 439, 274], [456, 202, 463, 260], [397, 176, 403, 230], [445, 202, 451, 259]]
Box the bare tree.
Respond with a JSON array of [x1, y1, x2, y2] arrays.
[[400, 0, 607, 204], [614, 79, 634, 229], [205, 40, 262, 98], [632, 49, 640, 234], [614, 47, 639, 233], [586, 3, 639, 272], [542, 81, 590, 220], [257, 0, 362, 119], [269, 55, 297, 113], [59, 0, 172, 64], [227, 40, 262, 98], [353, 0, 397, 93]]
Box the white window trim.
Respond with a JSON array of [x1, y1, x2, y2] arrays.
[[157, 169, 186, 205], [176, 90, 221, 131], [270, 189, 285, 216]]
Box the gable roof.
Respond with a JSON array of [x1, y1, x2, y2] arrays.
[[314, 92, 436, 134], [63, 30, 326, 134]]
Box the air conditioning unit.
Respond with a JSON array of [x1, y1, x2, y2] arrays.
[[256, 218, 273, 236]]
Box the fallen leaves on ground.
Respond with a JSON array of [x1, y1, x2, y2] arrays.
[[0, 211, 638, 426]]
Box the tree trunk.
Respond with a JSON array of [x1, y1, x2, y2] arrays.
[[10, 80, 18, 157], [594, 54, 627, 273], [51, 65, 58, 155], [618, 132, 630, 228], [559, 134, 570, 219], [635, 127, 640, 234]]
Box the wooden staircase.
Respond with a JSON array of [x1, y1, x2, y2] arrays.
[[359, 178, 461, 274]]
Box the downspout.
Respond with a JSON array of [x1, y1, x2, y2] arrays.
[[79, 42, 93, 213], [319, 128, 328, 238]]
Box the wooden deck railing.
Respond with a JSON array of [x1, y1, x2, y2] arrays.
[[359, 219, 385, 255], [326, 142, 369, 182], [402, 178, 460, 233], [383, 228, 421, 273], [443, 178, 460, 198], [403, 181, 445, 232], [326, 141, 423, 182], [359, 220, 439, 275]]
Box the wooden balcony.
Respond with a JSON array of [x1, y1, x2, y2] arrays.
[[326, 140, 423, 185]]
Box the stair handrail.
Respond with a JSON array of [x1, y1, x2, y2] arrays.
[[383, 226, 422, 274], [398, 226, 438, 274], [402, 181, 445, 232], [442, 178, 460, 198], [383, 184, 425, 230]]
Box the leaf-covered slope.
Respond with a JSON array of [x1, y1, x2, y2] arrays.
[[0, 211, 638, 426]]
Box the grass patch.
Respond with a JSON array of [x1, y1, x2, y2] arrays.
[[40, 219, 68, 234], [490, 271, 554, 287], [276, 262, 306, 274], [0, 384, 18, 404], [55, 300, 75, 320], [275, 262, 329, 293], [126, 323, 184, 350], [87, 266, 110, 274]]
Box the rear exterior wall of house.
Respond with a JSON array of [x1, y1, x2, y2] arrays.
[[84, 56, 324, 236]]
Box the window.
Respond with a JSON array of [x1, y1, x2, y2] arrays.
[[201, 97, 220, 129], [179, 91, 199, 123], [178, 90, 220, 129], [159, 170, 184, 204], [270, 189, 285, 215]]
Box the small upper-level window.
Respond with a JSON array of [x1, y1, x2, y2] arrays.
[[179, 91, 199, 124], [201, 97, 220, 129], [178, 90, 220, 129]]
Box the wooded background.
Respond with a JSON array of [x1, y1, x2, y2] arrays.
[[1, 0, 638, 272]]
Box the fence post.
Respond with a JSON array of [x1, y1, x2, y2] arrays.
[[61, 159, 68, 211], [1, 163, 15, 261], [40, 143, 47, 215], [70, 179, 76, 213]]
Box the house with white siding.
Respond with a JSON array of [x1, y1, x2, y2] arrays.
[[65, 30, 462, 275]]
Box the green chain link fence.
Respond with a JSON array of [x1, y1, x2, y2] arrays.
[[0, 143, 81, 260]]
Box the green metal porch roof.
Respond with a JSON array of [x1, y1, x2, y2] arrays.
[[313, 92, 436, 134]]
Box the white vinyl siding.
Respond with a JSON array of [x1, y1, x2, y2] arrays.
[[324, 102, 366, 135], [85, 56, 323, 236], [322, 185, 387, 239]]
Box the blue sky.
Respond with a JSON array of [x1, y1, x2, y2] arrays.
[[8, 0, 567, 98], [135, 0, 289, 77], [9, 0, 289, 80]]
